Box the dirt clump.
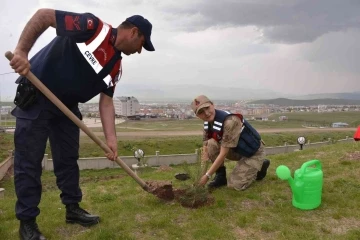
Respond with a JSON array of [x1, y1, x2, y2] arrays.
[[173, 187, 214, 209], [146, 180, 175, 201], [145, 180, 214, 208]]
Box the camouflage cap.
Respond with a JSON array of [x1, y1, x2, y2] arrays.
[[191, 95, 212, 114]]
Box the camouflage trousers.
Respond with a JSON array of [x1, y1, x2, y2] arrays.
[[207, 139, 265, 191]]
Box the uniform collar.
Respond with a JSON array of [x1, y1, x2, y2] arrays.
[[110, 28, 122, 57], [110, 28, 117, 46]]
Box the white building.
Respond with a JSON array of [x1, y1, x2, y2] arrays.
[[113, 96, 140, 117], [331, 122, 349, 128], [0, 106, 12, 115]]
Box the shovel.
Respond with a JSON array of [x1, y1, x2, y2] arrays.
[[5, 51, 174, 200]]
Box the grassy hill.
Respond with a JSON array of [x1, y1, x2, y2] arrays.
[[249, 98, 360, 106], [1, 141, 360, 239], [293, 92, 360, 100], [267, 112, 360, 128], [0, 102, 15, 107]]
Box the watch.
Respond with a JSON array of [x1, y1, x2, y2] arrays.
[[205, 172, 212, 179]]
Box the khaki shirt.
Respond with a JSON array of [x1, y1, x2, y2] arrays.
[[202, 115, 243, 148]]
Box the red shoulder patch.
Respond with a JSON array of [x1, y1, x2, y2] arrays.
[[87, 18, 94, 30], [65, 15, 81, 31]]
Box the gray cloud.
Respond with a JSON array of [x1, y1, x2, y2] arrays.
[[1, 0, 360, 101], [163, 0, 360, 43], [299, 28, 360, 74]]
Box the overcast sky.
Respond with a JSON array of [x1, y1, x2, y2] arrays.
[[0, 0, 359, 101]]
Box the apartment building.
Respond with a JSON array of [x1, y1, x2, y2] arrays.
[[113, 96, 140, 117]]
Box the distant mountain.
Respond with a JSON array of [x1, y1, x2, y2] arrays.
[[291, 92, 360, 100], [249, 98, 360, 106], [114, 83, 360, 102], [115, 83, 283, 101]]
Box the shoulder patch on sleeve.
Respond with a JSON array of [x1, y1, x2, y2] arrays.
[[87, 18, 94, 30], [65, 15, 81, 31]]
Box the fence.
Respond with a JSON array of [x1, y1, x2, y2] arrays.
[[0, 137, 356, 179], [42, 137, 354, 171], [0, 151, 14, 181]]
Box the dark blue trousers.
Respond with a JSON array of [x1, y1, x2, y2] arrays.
[[14, 111, 82, 220]]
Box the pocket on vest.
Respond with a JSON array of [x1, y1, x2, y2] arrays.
[[236, 133, 261, 157]]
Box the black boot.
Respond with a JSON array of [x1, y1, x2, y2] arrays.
[[66, 203, 100, 227], [208, 166, 227, 188], [19, 218, 46, 240], [256, 159, 270, 181]]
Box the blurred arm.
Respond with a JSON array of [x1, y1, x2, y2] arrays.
[[15, 8, 56, 55]]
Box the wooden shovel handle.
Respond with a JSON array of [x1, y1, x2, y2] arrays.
[[5, 51, 149, 191]]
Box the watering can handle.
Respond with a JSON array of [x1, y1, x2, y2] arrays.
[[299, 159, 322, 177]]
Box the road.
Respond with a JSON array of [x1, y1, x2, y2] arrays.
[[5, 117, 356, 137]]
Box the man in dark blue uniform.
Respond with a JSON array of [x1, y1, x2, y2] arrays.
[[9, 8, 155, 240]]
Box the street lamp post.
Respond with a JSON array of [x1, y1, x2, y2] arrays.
[[297, 136, 306, 150]]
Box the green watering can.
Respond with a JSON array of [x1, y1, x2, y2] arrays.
[[276, 160, 323, 210]]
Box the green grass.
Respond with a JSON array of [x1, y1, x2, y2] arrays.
[[90, 118, 203, 132], [261, 131, 355, 146], [1, 142, 360, 239], [0, 133, 13, 162], [2, 111, 360, 131], [0, 120, 16, 127], [1, 131, 355, 161], [74, 135, 203, 159], [54, 131, 356, 159], [86, 112, 360, 132], [269, 112, 360, 127], [0, 114, 16, 127], [247, 120, 304, 128], [112, 118, 303, 132]]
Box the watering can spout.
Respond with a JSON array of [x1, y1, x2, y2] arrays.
[[287, 177, 296, 192], [276, 165, 292, 180], [276, 165, 297, 191]]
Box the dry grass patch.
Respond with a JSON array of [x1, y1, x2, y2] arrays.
[[315, 151, 334, 158], [303, 216, 360, 235], [156, 165, 173, 172], [241, 199, 261, 210], [326, 218, 360, 235], [135, 213, 150, 223], [341, 151, 360, 161], [233, 226, 278, 240], [55, 226, 91, 239]]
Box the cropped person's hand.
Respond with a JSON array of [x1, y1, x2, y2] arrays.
[[10, 50, 30, 76], [105, 140, 118, 161], [198, 175, 209, 186]]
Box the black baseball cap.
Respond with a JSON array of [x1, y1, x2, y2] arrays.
[[126, 15, 155, 51]]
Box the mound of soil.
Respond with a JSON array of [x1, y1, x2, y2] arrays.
[[173, 189, 215, 209], [145, 180, 214, 208], [146, 180, 175, 201]]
